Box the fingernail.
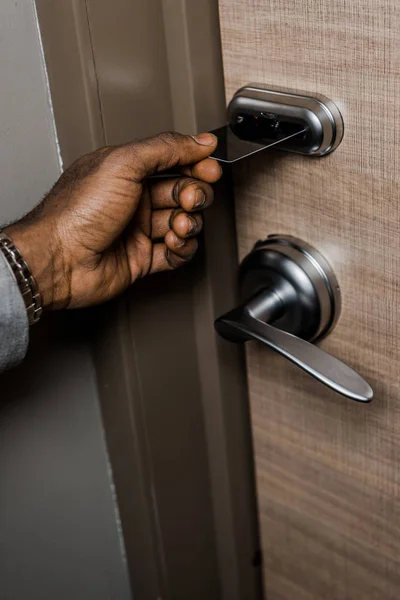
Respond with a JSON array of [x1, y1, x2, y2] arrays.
[[187, 215, 198, 234], [171, 232, 186, 247], [194, 189, 206, 209], [192, 133, 216, 146]]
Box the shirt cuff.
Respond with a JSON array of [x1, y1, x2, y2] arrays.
[[0, 249, 29, 372]]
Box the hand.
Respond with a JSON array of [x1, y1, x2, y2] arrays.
[[5, 132, 221, 309]]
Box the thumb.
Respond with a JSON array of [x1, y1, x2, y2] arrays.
[[116, 131, 218, 180]]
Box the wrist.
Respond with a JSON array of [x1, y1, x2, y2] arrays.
[[4, 222, 71, 310]]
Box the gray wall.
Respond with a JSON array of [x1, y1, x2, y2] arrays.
[[0, 2, 132, 598]]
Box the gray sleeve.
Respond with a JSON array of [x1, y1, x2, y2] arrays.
[[0, 250, 28, 372]]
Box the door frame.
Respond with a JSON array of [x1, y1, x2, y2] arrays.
[[35, 1, 262, 598]]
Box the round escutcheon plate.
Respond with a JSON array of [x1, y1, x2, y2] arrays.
[[239, 234, 341, 342]]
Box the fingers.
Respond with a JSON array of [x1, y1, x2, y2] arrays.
[[151, 209, 203, 240], [111, 131, 218, 180], [181, 157, 222, 183], [170, 211, 202, 239], [149, 176, 214, 211], [150, 234, 199, 274]]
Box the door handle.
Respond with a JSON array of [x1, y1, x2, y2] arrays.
[[214, 235, 373, 403], [215, 293, 372, 402]]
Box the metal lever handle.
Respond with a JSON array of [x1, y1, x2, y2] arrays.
[[216, 235, 373, 403], [215, 299, 373, 403]]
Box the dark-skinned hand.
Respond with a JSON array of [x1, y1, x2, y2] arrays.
[[5, 131, 221, 310]]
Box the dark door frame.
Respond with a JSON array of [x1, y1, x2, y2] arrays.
[[35, 1, 262, 598]]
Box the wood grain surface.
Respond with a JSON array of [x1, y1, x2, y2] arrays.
[[219, 1, 400, 598]]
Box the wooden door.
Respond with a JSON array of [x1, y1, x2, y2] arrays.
[[219, 1, 400, 598]]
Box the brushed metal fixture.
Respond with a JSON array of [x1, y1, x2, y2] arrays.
[[227, 84, 344, 156], [215, 235, 372, 402]]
